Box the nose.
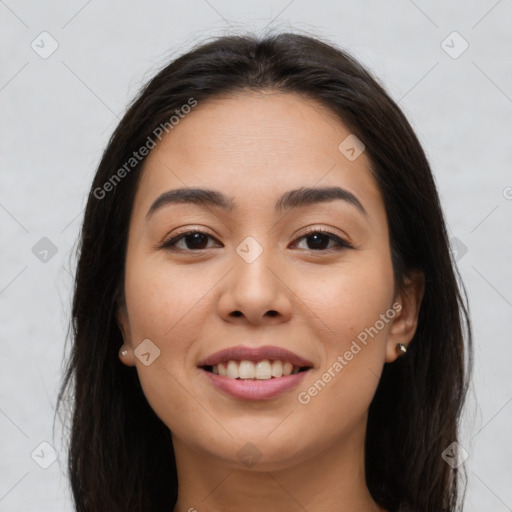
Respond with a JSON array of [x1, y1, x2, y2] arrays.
[[216, 242, 293, 326]]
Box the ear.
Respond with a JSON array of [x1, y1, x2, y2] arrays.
[[116, 301, 136, 367], [385, 269, 425, 363]]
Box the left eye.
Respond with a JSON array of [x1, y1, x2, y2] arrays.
[[291, 230, 350, 251], [160, 229, 350, 252]]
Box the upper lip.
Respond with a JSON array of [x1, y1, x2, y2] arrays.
[[198, 345, 314, 368]]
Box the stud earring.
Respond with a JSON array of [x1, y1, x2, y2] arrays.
[[395, 343, 407, 355], [119, 346, 128, 357]]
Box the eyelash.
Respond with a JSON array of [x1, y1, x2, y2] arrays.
[[159, 227, 353, 253]]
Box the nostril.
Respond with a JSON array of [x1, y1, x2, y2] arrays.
[[266, 311, 278, 317]]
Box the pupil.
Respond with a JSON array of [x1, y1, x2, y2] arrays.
[[186, 233, 208, 249], [308, 233, 329, 250]]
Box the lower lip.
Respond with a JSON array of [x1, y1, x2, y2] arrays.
[[201, 369, 310, 400]]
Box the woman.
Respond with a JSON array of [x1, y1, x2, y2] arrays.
[[55, 32, 473, 511]]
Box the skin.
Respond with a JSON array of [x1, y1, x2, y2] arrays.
[[117, 91, 424, 512]]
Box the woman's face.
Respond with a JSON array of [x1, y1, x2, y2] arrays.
[[117, 91, 421, 471]]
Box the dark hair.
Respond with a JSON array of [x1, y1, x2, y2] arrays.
[[54, 31, 473, 511]]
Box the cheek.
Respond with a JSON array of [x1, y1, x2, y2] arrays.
[[124, 255, 210, 342], [292, 255, 394, 424], [122, 257, 213, 434], [296, 254, 395, 348]]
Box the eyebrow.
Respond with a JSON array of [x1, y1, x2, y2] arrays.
[[145, 186, 367, 221]]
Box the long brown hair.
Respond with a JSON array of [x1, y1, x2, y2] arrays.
[[54, 31, 473, 511]]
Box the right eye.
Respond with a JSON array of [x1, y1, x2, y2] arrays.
[[160, 230, 222, 251]]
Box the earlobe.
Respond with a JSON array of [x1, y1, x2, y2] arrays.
[[385, 269, 425, 363], [118, 344, 131, 364], [116, 304, 136, 366]]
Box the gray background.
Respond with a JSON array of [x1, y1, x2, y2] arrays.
[[1, 0, 511, 510]]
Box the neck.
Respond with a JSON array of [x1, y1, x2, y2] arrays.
[[171, 415, 387, 512]]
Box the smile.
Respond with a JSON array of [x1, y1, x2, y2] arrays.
[[198, 345, 313, 400], [205, 359, 309, 380]]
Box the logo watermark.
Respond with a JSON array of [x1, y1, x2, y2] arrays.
[[297, 302, 402, 405], [94, 97, 198, 200]]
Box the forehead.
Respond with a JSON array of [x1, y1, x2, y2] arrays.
[[133, 91, 384, 220]]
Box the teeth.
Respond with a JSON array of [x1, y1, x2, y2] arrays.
[[226, 361, 238, 379], [218, 362, 227, 377], [271, 360, 283, 378], [239, 360, 255, 379], [210, 360, 304, 380], [255, 360, 272, 380]]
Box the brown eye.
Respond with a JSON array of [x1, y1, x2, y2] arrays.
[[291, 229, 351, 251], [161, 231, 220, 251]]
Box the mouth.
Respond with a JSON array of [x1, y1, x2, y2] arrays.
[[197, 345, 314, 378], [201, 359, 312, 380], [197, 345, 313, 400]]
